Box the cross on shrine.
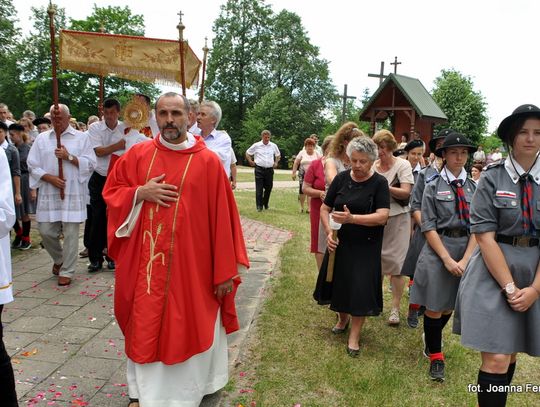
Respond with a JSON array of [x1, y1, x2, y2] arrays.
[[390, 56, 401, 74], [368, 61, 387, 85], [177, 10, 184, 22], [340, 84, 356, 124]]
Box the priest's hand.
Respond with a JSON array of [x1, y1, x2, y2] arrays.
[[136, 174, 179, 207], [215, 279, 234, 301]]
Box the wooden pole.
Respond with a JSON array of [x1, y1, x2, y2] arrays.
[[47, 1, 64, 200], [177, 11, 186, 96], [98, 24, 106, 118], [198, 37, 209, 103], [325, 230, 338, 282]]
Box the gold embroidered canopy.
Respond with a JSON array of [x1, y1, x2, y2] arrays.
[[59, 30, 201, 87]]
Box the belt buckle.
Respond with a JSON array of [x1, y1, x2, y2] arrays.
[[449, 230, 459, 238], [514, 236, 529, 247]]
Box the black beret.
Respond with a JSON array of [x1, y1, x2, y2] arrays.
[[33, 117, 52, 126], [8, 123, 24, 132], [404, 139, 424, 151]]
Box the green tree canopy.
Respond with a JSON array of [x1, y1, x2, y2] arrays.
[[432, 69, 488, 145], [206, 0, 273, 136], [0, 0, 24, 114], [207, 0, 337, 159]]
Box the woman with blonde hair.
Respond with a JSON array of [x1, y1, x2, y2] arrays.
[[372, 129, 414, 325]]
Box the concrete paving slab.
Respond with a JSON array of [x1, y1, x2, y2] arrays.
[[39, 325, 100, 344], [3, 331, 42, 349], [24, 304, 79, 319], [6, 316, 62, 334], [18, 339, 81, 364], [4, 295, 48, 310], [59, 356, 123, 380], [77, 336, 125, 360]]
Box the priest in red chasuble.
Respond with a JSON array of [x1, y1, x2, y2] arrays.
[[103, 92, 249, 407]]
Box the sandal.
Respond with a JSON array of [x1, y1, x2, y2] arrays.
[[128, 398, 139, 407]]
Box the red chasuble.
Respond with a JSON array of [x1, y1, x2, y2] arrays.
[[103, 135, 249, 365]]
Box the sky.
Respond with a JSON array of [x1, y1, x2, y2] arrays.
[[12, 0, 540, 133]]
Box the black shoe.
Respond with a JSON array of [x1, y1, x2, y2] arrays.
[[107, 260, 115, 270], [332, 319, 350, 334], [264, 205, 269, 210], [346, 346, 360, 358], [88, 261, 103, 272], [11, 236, 22, 249], [407, 308, 419, 328], [257, 206, 263, 212], [19, 241, 32, 250], [429, 359, 445, 382]]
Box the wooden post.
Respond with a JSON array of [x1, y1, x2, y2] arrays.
[[339, 84, 356, 124], [98, 24, 106, 118], [177, 11, 186, 96], [390, 56, 401, 74], [368, 61, 387, 85], [47, 1, 64, 200], [198, 37, 209, 103]]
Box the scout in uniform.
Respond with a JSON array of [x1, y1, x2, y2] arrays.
[[401, 129, 453, 328], [454, 105, 540, 407], [410, 132, 477, 382]]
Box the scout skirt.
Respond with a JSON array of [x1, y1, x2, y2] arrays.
[[409, 234, 467, 312], [453, 243, 540, 356], [400, 226, 426, 277]]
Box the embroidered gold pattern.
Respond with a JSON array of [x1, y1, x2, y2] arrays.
[[142, 150, 193, 296], [0, 282, 12, 290], [143, 207, 165, 295]]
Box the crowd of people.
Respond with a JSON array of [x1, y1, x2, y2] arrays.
[[0, 94, 249, 407], [0, 93, 539, 407], [304, 106, 540, 407]]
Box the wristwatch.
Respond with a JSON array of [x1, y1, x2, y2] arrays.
[[68, 154, 74, 162], [502, 282, 516, 296]]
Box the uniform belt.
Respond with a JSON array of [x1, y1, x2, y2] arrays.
[[437, 228, 469, 238], [255, 165, 273, 170], [496, 234, 540, 247]]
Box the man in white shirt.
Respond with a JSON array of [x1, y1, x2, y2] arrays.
[[27, 104, 96, 286], [188, 99, 201, 135], [86, 98, 125, 272], [197, 100, 232, 177], [0, 104, 13, 127], [245, 130, 281, 211]]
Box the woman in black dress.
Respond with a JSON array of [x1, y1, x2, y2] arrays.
[[314, 136, 390, 356]]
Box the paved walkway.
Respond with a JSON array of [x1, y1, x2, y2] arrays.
[[5, 217, 292, 406]]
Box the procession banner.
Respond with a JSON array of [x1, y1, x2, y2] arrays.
[[59, 30, 201, 87]]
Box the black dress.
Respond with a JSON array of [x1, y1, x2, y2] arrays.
[[313, 170, 390, 316]]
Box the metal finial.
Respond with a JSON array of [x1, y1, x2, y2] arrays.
[[47, 0, 56, 17], [203, 36, 209, 53]]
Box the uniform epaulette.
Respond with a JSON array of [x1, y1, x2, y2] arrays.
[[484, 159, 505, 171], [425, 173, 440, 183]]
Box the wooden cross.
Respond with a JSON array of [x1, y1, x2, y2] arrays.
[[368, 61, 387, 85], [390, 56, 401, 74], [340, 84, 356, 124]]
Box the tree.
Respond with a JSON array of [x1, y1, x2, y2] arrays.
[[205, 0, 273, 136], [0, 0, 26, 115], [432, 69, 488, 145]]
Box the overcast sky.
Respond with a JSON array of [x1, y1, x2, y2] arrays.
[[13, 0, 540, 133]]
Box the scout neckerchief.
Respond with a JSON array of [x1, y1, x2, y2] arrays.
[[509, 154, 540, 236], [444, 167, 469, 228]]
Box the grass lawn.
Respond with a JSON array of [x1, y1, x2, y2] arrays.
[[230, 188, 540, 407], [236, 171, 293, 183]]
